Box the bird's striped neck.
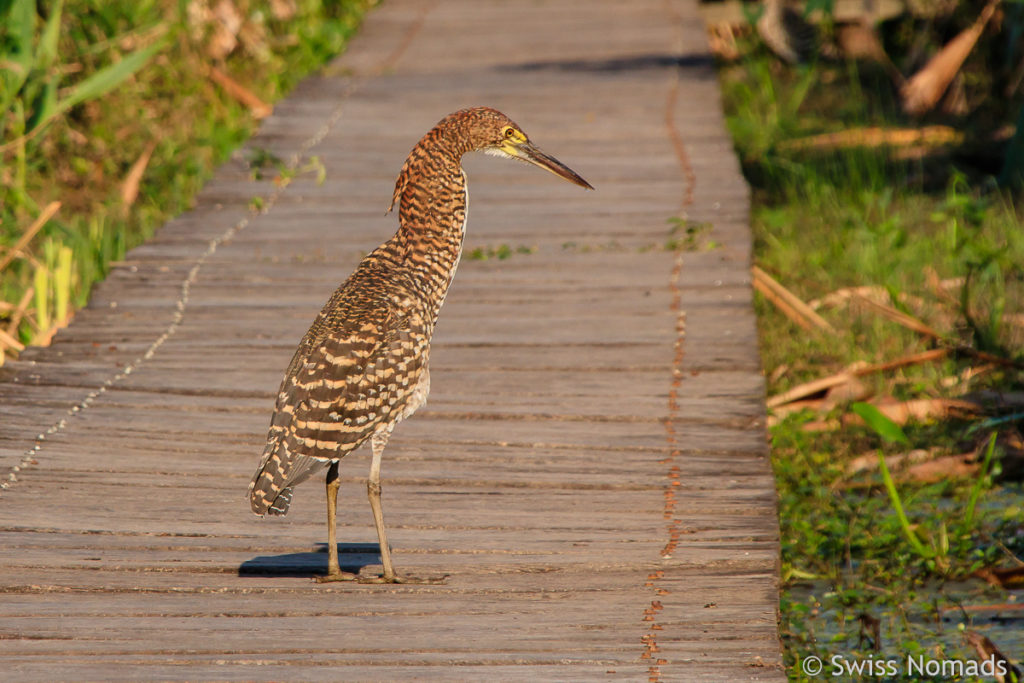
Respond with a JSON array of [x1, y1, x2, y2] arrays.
[[388, 145, 469, 321]]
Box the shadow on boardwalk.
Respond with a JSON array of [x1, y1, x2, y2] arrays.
[[238, 543, 381, 578], [499, 52, 715, 73]]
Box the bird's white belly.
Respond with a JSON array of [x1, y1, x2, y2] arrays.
[[399, 365, 430, 422]]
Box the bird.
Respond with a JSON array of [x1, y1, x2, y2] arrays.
[[247, 107, 592, 583]]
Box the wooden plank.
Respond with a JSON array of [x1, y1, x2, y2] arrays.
[[0, 0, 783, 680]]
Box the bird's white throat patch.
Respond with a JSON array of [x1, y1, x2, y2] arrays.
[[484, 147, 514, 160]]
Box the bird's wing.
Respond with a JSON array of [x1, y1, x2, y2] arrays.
[[248, 279, 428, 515], [282, 306, 427, 460]]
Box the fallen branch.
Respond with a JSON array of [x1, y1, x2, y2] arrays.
[[768, 372, 856, 409], [767, 398, 825, 422], [964, 390, 1024, 410], [959, 348, 1024, 371], [0, 201, 61, 273], [964, 630, 1022, 683], [752, 266, 834, 332], [768, 349, 949, 408], [779, 125, 961, 152], [902, 452, 979, 482], [901, 0, 1001, 116], [973, 566, 1024, 589], [844, 397, 979, 426], [862, 349, 951, 375], [945, 602, 1024, 614]]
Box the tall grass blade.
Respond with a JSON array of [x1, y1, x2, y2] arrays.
[[0, 200, 61, 272], [53, 39, 164, 118], [26, 79, 57, 133], [876, 447, 933, 559], [37, 0, 64, 69], [964, 432, 998, 527], [0, 0, 36, 113], [854, 401, 934, 560], [852, 401, 911, 445], [54, 245, 71, 324], [33, 265, 49, 333]]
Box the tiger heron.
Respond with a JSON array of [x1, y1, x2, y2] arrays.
[[248, 107, 592, 583]]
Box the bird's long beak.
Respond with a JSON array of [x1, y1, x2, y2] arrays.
[[504, 141, 593, 190]]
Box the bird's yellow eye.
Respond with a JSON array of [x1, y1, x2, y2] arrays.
[[504, 127, 517, 139]]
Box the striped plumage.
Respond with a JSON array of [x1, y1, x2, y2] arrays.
[[248, 107, 591, 583]]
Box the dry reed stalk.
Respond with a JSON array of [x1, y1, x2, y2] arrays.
[[812, 285, 926, 312], [767, 398, 825, 422], [768, 373, 854, 409], [901, 453, 979, 482], [753, 277, 813, 331], [5, 288, 33, 339], [0, 327, 25, 352], [208, 65, 272, 118], [923, 265, 962, 305], [844, 397, 979, 426], [853, 292, 942, 338], [845, 447, 938, 476], [952, 603, 1024, 613], [961, 348, 1024, 370], [0, 202, 61, 273], [752, 266, 835, 331], [768, 349, 949, 408], [121, 140, 158, 207], [779, 125, 960, 151], [940, 363, 994, 388]]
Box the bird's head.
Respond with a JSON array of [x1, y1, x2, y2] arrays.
[[455, 107, 593, 190]]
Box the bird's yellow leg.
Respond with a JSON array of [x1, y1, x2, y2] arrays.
[[360, 429, 446, 584], [317, 460, 359, 583]]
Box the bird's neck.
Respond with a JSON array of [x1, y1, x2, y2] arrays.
[[389, 144, 469, 315]]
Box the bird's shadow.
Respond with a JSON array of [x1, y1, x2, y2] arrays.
[[238, 542, 380, 578], [496, 52, 715, 75]]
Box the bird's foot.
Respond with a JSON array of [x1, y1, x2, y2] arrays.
[[357, 572, 449, 585], [315, 570, 361, 583]]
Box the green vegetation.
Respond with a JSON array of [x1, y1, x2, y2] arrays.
[[466, 243, 537, 261], [0, 0, 368, 357], [717, 9, 1024, 680]]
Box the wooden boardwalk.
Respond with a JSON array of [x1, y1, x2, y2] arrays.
[[0, 0, 784, 680]]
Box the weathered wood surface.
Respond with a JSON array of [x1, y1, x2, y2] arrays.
[[0, 0, 784, 680]]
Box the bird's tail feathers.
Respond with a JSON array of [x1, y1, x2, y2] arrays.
[[248, 439, 328, 516]]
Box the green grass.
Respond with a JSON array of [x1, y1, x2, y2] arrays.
[[0, 0, 369, 356], [719, 34, 1024, 682], [465, 243, 538, 261]]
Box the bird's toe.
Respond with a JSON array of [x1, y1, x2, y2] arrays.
[[315, 570, 361, 583], [357, 573, 448, 585]]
